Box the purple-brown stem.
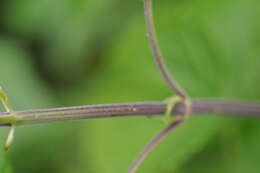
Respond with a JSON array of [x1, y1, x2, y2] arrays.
[[127, 119, 184, 173], [0, 99, 260, 126], [144, 0, 187, 98]]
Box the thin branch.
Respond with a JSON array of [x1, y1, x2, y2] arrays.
[[127, 119, 184, 173], [0, 99, 260, 126], [144, 0, 186, 98]]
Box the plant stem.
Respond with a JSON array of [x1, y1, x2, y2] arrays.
[[0, 99, 260, 126], [144, 0, 187, 98], [127, 119, 184, 173]]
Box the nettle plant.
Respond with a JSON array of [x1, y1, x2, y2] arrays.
[[0, 0, 260, 173]]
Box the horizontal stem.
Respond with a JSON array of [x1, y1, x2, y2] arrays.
[[0, 99, 260, 126]]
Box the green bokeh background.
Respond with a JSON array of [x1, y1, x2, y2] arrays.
[[0, 0, 259, 172]]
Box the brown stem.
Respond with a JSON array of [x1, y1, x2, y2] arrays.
[[127, 119, 184, 173], [0, 99, 260, 126], [144, 0, 187, 98]]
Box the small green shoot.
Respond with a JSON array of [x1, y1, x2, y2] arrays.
[[0, 86, 16, 150]]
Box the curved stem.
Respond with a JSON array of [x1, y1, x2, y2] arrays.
[[127, 119, 184, 173], [144, 0, 187, 98]]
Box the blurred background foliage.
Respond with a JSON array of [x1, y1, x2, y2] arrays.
[[0, 0, 259, 172]]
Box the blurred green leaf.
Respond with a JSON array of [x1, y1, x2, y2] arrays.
[[0, 0, 259, 172], [0, 38, 79, 173], [0, 148, 12, 173]]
